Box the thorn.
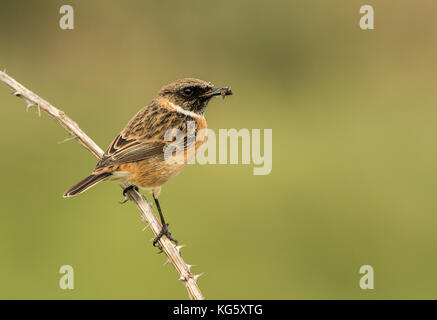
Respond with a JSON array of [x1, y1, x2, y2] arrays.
[[178, 275, 187, 281], [163, 258, 171, 266], [57, 136, 77, 144], [176, 244, 185, 253], [23, 100, 41, 117], [141, 224, 149, 232], [186, 264, 196, 272], [193, 273, 204, 282]]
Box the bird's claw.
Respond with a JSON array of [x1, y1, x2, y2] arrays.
[[153, 223, 178, 253], [120, 185, 139, 204]]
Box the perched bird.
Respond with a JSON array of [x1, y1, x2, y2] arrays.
[[63, 78, 232, 247]]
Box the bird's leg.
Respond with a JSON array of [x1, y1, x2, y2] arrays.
[[120, 185, 139, 204], [152, 194, 178, 251]]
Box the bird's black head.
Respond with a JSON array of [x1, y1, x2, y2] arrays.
[[158, 78, 232, 115]]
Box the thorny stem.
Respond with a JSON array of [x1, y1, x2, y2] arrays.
[[0, 71, 204, 300]]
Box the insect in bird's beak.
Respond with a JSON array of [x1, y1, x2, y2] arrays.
[[220, 88, 228, 100], [204, 86, 233, 100]]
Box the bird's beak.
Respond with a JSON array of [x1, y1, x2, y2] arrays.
[[204, 86, 233, 99]]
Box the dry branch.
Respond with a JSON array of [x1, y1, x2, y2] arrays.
[[0, 71, 204, 300]]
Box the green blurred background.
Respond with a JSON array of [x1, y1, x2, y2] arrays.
[[1, 0, 437, 299]]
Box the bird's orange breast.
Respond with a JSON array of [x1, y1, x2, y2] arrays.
[[113, 101, 208, 189]]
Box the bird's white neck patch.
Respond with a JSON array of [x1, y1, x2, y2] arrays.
[[169, 101, 203, 118]]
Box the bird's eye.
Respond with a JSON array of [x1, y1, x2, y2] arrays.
[[182, 87, 194, 97]]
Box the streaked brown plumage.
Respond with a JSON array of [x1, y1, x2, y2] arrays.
[[92, 96, 207, 196], [63, 78, 232, 247]]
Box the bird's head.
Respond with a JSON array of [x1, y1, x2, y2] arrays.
[[158, 78, 232, 115]]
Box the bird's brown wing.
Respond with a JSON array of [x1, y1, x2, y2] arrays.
[[94, 134, 167, 171], [94, 104, 196, 172]]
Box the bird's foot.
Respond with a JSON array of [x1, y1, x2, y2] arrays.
[[153, 223, 178, 253], [120, 185, 139, 204]]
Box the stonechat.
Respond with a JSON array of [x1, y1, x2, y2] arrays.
[[63, 78, 232, 247]]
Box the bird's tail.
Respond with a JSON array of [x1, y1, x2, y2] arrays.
[[63, 172, 112, 198]]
